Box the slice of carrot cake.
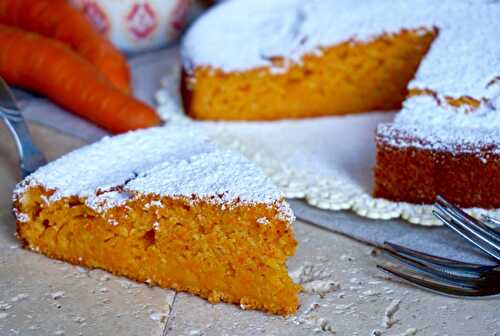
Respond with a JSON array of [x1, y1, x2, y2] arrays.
[[12, 126, 299, 315]]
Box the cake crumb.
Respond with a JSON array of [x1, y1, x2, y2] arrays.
[[383, 299, 401, 328], [340, 254, 355, 262], [314, 317, 336, 334], [303, 280, 340, 297], [349, 277, 363, 285], [0, 303, 13, 311], [362, 289, 381, 297], [303, 302, 321, 315], [289, 302, 336, 334], [100, 274, 110, 281], [73, 316, 86, 324], [394, 328, 417, 336], [50, 291, 65, 300], [117, 279, 139, 289], [290, 262, 332, 284], [149, 311, 168, 322], [11, 293, 29, 302]]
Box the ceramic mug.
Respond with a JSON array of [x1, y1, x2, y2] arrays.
[[71, 0, 192, 53]]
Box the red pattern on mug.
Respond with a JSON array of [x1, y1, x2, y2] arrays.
[[126, 3, 158, 40], [81, 1, 110, 34]]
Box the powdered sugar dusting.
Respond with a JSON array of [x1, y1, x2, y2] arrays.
[[126, 150, 282, 205], [144, 200, 164, 209], [256, 217, 269, 225], [15, 127, 212, 202], [13, 208, 30, 223], [182, 0, 500, 155], [182, 0, 500, 102], [377, 96, 500, 156], [86, 191, 133, 213], [13, 126, 293, 223]]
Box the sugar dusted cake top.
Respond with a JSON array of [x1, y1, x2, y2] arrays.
[[377, 94, 500, 156], [182, 0, 500, 103], [14, 126, 293, 221], [182, 0, 500, 154]]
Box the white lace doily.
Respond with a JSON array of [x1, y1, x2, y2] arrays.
[[154, 68, 500, 226]]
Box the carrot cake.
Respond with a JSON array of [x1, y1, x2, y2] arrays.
[[12, 126, 299, 315], [180, 0, 500, 208]]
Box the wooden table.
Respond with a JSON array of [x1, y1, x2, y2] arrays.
[[0, 123, 498, 336]]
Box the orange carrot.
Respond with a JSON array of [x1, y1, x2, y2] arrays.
[[0, 0, 131, 93], [0, 25, 159, 133]]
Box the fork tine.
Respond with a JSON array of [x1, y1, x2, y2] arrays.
[[433, 210, 500, 262], [376, 264, 494, 297], [383, 242, 485, 279], [482, 214, 500, 228], [435, 204, 500, 250], [381, 244, 483, 287], [384, 242, 483, 267], [436, 196, 500, 244]]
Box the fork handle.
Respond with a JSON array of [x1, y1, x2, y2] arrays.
[[1, 108, 46, 178]]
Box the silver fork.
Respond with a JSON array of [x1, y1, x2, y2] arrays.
[[377, 196, 500, 297], [0, 77, 46, 178], [434, 196, 500, 261]]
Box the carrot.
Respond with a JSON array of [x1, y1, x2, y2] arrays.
[[0, 0, 131, 93], [0, 25, 159, 133]]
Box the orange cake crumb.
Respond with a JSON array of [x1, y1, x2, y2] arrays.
[[182, 29, 436, 120]]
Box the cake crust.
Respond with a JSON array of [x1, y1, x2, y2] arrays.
[[374, 141, 500, 208], [374, 121, 500, 207]]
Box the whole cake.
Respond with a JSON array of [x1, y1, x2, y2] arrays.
[[180, 0, 500, 208], [13, 126, 299, 315]]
